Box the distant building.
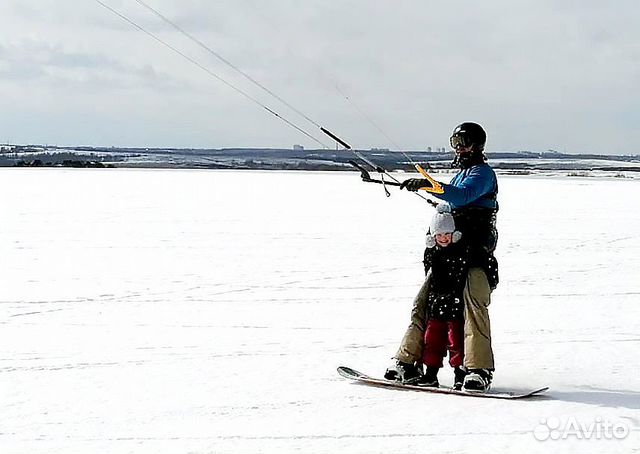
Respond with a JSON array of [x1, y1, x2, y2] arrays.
[[293, 144, 304, 151]]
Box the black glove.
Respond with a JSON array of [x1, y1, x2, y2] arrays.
[[399, 178, 433, 192]]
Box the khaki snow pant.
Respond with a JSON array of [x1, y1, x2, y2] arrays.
[[395, 267, 494, 370]]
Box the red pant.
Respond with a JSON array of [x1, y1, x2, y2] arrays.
[[422, 319, 464, 368]]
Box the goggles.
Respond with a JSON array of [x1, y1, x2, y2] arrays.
[[450, 133, 472, 150]]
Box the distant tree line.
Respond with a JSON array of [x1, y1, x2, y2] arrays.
[[0, 152, 121, 168], [14, 159, 114, 168]]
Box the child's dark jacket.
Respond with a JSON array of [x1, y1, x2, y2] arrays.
[[423, 242, 469, 321]]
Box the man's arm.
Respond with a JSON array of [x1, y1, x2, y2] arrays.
[[437, 167, 496, 207], [401, 166, 495, 207]]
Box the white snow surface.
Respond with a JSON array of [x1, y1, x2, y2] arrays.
[[2, 168, 639, 453]]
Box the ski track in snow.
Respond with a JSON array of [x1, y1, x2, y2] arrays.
[[1, 168, 640, 453]]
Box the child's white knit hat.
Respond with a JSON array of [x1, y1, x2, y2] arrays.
[[425, 203, 462, 247]]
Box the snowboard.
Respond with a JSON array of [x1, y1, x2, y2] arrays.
[[337, 366, 549, 400]]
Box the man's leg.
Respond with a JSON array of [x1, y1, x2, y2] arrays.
[[395, 272, 431, 363], [462, 267, 494, 370]]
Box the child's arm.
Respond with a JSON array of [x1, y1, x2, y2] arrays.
[[423, 246, 436, 276]]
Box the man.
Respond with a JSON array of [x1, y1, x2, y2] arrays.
[[386, 122, 499, 392]]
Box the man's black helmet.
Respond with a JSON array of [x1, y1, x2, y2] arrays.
[[450, 122, 486, 152]]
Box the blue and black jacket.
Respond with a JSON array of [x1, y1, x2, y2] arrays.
[[433, 162, 499, 288], [439, 163, 498, 211]]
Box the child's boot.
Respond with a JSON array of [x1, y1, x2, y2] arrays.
[[453, 366, 467, 390], [416, 366, 439, 387]]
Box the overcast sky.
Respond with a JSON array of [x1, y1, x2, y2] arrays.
[[0, 1, 638, 154]]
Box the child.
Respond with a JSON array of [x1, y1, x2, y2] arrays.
[[416, 203, 469, 390]]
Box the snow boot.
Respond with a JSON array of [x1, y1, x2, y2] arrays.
[[416, 366, 439, 387], [462, 368, 492, 392], [384, 360, 422, 384], [453, 366, 467, 391]]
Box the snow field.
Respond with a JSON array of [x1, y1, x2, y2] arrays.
[[1, 168, 639, 453]]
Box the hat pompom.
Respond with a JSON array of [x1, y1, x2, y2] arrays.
[[436, 202, 452, 214]]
